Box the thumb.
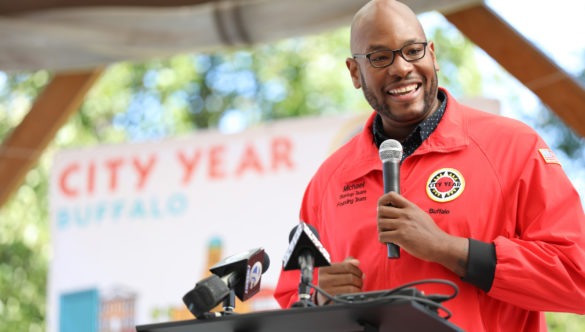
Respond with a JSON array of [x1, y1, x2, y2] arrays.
[[343, 256, 364, 280], [344, 256, 360, 266]]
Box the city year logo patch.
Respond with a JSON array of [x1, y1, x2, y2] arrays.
[[426, 168, 465, 202]]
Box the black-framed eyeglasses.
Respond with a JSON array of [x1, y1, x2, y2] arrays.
[[352, 42, 428, 68]]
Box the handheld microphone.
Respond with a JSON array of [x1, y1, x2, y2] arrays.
[[379, 139, 403, 259], [183, 247, 270, 318]]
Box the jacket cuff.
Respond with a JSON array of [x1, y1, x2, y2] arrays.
[[461, 238, 496, 292]]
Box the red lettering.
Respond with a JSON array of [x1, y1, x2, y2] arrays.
[[271, 137, 294, 171], [133, 154, 157, 190], [105, 158, 124, 192], [209, 145, 226, 179], [87, 162, 95, 195], [236, 144, 264, 176], [59, 163, 80, 197], [177, 149, 203, 185]]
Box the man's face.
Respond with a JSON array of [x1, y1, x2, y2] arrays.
[[347, 8, 440, 135]]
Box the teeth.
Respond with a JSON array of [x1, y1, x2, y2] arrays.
[[388, 84, 417, 95]]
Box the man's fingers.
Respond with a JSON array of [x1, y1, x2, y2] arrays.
[[318, 258, 364, 292], [319, 268, 363, 286], [321, 260, 362, 277], [378, 191, 409, 208]]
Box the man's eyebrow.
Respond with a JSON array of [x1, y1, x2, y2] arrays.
[[365, 39, 423, 52], [365, 44, 390, 52]]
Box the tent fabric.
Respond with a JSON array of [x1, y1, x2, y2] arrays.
[[0, 0, 481, 72]]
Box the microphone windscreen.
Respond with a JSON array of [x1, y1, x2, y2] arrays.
[[261, 251, 270, 273], [183, 275, 230, 318], [379, 139, 403, 162]]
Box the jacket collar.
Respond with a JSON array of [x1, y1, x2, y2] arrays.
[[410, 87, 469, 157], [340, 87, 469, 182]]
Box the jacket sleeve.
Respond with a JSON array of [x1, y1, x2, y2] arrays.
[[487, 138, 585, 313]]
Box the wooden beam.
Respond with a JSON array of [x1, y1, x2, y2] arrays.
[[445, 4, 585, 138], [0, 69, 103, 207]]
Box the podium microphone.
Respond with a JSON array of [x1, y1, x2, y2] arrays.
[[283, 222, 331, 306], [379, 139, 403, 259], [209, 247, 269, 302], [183, 247, 270, 318]]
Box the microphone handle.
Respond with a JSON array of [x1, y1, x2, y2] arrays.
[[383, 161, 400, 193], [382, 161, 400, 259]]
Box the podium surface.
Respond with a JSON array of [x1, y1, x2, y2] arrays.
[[136, 299, 463, 332]]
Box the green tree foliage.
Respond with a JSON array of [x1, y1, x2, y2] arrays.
[[430, 25, 483, 96], [0, 70, 49, 332], [0, 21, 584, 332], [532, 70, 585, 164]]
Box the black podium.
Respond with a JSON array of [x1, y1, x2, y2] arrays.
[[136, 299, 463, 332]]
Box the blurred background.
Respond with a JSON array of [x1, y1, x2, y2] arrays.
[[0, 0, 583, 331]]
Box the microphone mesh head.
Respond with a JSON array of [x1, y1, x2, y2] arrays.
[[379, 139, 403, 162], [261, 251, 270, 273], [183, 275, 230, 318]]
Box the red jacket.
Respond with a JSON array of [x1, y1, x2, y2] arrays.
[[274, 89, 585, 331]]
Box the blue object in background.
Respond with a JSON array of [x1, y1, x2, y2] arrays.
[[59, 288, 99, 332]]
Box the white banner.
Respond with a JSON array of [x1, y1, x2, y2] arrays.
[[48, 114, 367, 332]]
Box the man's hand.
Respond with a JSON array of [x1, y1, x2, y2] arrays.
[[315, 257, 363, 305], [377, 192, 468, 276]]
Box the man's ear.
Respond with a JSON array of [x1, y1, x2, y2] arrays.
[[346, 58, 362, 89], [428, 41, 440, 72]]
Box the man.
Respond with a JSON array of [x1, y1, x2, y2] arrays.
[[273, 0, 585, 331]]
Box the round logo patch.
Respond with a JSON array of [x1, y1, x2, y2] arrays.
[[426, 168, 465, 202], [248, 261, 263, 289]]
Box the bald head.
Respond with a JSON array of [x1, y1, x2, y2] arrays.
[[345, 0, 440, 137], [350, 0, 425, 54]]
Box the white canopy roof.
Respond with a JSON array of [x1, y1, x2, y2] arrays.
[[0, 0, 481, 72]]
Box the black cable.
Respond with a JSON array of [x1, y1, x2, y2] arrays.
[[380, 278, 459, 301], [306, 278, 459, 320]]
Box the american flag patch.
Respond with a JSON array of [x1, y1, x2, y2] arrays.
[[538, 148, 560, 165]]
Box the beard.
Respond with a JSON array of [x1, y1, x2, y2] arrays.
[[360, 68, 439, 124]]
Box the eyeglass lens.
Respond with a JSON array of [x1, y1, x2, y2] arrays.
[[369, 43, 426, 67]]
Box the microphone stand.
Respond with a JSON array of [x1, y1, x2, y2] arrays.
[[221, 290, 237, 315], [200, 290, 237, 319], [292, 254, 316, 308]]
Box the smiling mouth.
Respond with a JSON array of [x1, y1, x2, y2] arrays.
[[387, 83, 420, 96]]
